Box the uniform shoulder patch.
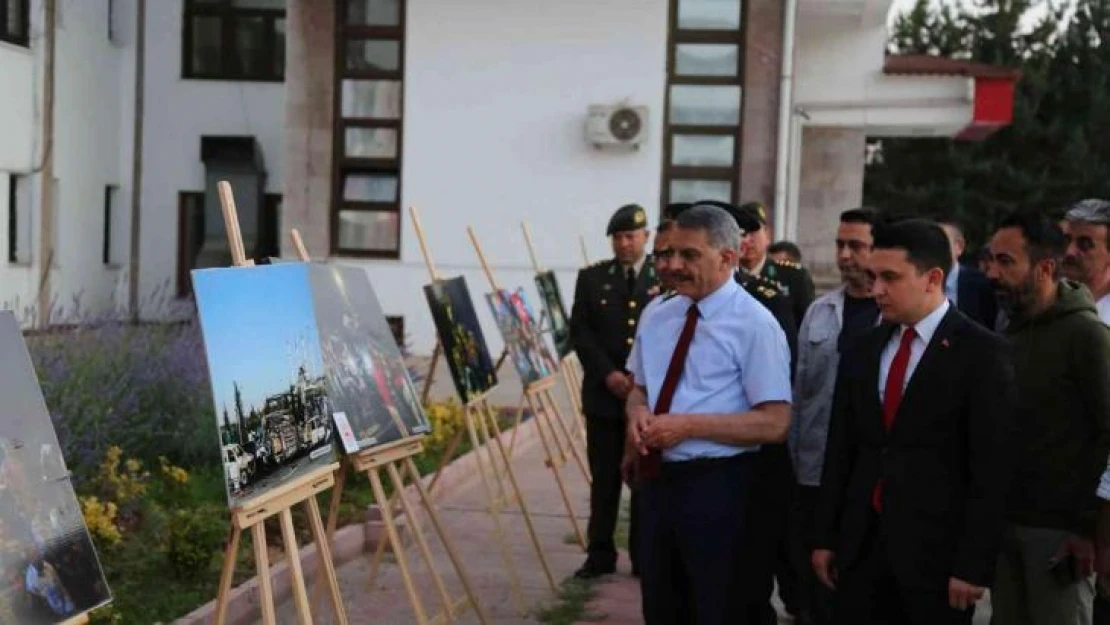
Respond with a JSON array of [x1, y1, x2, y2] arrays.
[[774, 259, 802, 270], [661, 290, 679, 301]]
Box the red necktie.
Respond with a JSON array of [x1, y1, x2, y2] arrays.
[[872, 327, 917, 512], [639, 304, 699, 480]]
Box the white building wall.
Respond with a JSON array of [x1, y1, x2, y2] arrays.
[[137, 0, 286, 315], [346, 0, 670, 354]]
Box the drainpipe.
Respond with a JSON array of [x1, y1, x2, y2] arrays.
[[772, 0, 799, 241], [128, 0, 146, 322], [35, 0, 56, 329]]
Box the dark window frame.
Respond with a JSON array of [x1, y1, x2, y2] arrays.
[[181, 0, 285, 82], [103, 185, 119, 266], [7, 174, 18, 263], [659, 0, 748, 214], [0, 0, 30, 47], [331, 0, 407, 259]]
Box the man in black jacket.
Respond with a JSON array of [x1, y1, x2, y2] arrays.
[[814, 219, 1016, 625], [570, 204, 657, 579], [939, 218, 999, 330]]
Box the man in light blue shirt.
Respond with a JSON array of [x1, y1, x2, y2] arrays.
[[622, 204, 792, 625]]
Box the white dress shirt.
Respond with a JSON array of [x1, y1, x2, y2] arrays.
[[878, 300, 950, 401]]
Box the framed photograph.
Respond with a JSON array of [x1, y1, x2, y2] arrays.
[[422, 277, 497, 403], [192, 264, 338, 509], [485, 288, 557, 386], [309, 265, 430, 450], [0, 312, 112, 623], [534, 271, 572, 359]]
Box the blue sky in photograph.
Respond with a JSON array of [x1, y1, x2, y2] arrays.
[[193, 264, 325, 421]]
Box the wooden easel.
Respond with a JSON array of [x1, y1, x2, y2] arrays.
[[289, 229, 490, 625], [411, 207, 557, 612], [211, 182, 348, 625], [467, 225, 589, 549], [60, 613, 89, 625], [521, 222, 589, 446]]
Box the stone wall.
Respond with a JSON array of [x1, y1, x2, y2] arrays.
[[796, 126, 866, 277]]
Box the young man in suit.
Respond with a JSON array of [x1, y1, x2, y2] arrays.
[[813, 219, 1016, 625], [939, 219, 999, 329]]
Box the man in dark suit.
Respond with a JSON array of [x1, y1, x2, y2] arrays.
[[939, 219, 999, 329], [570, 203, 658, 579], [813, 219, 1016, 625]]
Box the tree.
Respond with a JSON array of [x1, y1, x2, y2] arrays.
[[864, 0, 1110, 252], [233, 381, 246, 425]]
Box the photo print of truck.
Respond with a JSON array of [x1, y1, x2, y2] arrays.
[[533, 271, 572, 359], [423, 277, 497, 404], [310, 265, 430, 450], [192, 264, 338, 508], [0, 312, 112, 623]]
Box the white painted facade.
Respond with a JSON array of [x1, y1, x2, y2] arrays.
[[0, 0, 984, 353]]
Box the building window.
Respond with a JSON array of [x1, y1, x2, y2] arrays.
[[660, 0, 745, 210], [332, 0, 406, 258], [0, 0, 29, 47], [103, 185, 124, 266], [176, 191, 281, 297], [182, 0, 286, 81], [7, 174, 31, 264]]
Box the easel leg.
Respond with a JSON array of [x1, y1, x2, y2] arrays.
[[421, 343, 442, 406], [252, 523, 277, 625], [524, 393, 586, 550], [426, 429, 464, 497], [367, 491, 403, 588], [464, 404, 526, 613], [476, 405, 511, 507], [404, 457, 492, 625], [479, 400, 558, 591], [368, 468, 430, 625], [213, 525, 242, 625], [542, 387, 591, 484], [507, 395, 525, 456], [304, 496, 349, 625], [279, 509, 314, 624], [386, 462, 454, 620], [311, 464, 347, 613]]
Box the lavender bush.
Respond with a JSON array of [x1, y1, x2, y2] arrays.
[[22, 294, 217, 479]]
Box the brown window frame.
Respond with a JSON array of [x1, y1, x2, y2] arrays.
[[0, 0, 30, 47], [659, 0, 747, 215], [177, 190, 282, 298], [181, 0, 285, 82], [330, 0, 407, 259]]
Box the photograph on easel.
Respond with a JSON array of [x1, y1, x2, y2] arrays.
[[192, 264, 338, 508], [309, 264, 431, 451], [485, 288, 557, 385], [423, 277, 497, 403], [0, 313, 112, 623], [533, 271, 572, 359]]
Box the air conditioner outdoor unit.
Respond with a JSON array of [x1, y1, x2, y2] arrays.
[[586, 104, 648, 150]]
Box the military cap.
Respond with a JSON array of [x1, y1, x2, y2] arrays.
[[738, 201, 769, 227], [664, 202, 693, 221], [1065, 199, 1110, 225], [607, 204, 649, 235], [688, 199, 761, 233]]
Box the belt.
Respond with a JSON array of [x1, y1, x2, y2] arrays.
[[657, 452, 753, 480]]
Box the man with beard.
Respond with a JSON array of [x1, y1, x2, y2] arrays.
[[986, 211, 1110, 624], [791, 207, 881, 625], [1061, 199, 1110, 624], [570, 204, 657, 579]]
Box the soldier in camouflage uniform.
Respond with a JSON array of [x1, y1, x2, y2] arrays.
[[570, 204, 658, 579]]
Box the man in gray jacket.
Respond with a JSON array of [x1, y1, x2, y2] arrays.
[[789, 207, 882, 625]]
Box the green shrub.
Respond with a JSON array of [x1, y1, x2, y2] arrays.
[[166, 505, 228, 580]]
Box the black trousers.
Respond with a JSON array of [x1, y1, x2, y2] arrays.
[[735, 443, 800, 625], [793, 484, 834, 625], [638, 454, 754, 625], [833, 529, 973, 625], [1095, 595, 1110, 625], [585, 415, 638, 567]]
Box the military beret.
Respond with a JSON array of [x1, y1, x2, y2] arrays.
[[1065, 199, 1110, 225], [607, 204, 648, 235]]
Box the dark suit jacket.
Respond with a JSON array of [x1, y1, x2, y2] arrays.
[[570, 258, 658, 418], [815, 307, 1015, 588], [955, 265, 998, 330]]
